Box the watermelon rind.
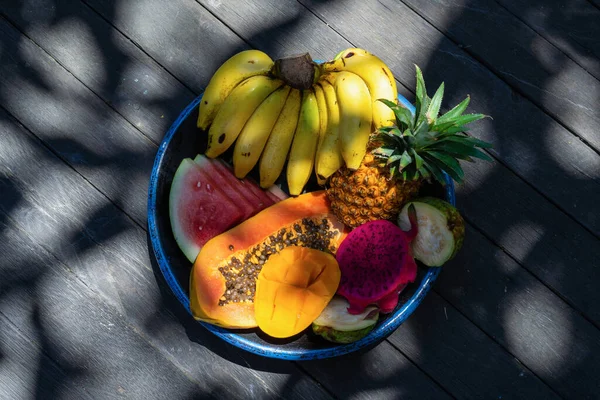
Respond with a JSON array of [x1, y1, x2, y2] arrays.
[[169, 158, 243, 263]]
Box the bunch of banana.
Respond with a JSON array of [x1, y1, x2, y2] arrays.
[[313, 47, 398, 178], [196, 47, 398, 195]]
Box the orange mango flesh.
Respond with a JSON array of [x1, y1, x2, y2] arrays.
[[255, 246, 341, 338], [190, 190, 348, 329]]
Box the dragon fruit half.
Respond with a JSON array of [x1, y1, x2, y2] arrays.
[[335, 206, 419, 315]]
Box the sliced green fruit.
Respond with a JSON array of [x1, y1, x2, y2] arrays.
[[312, 296, 379, 344], [397, 197, 465, 267]]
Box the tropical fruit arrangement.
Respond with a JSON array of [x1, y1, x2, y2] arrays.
[[168, 48, 492, 343]]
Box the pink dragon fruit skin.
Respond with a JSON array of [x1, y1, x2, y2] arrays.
[[335, 207, 419, 315]]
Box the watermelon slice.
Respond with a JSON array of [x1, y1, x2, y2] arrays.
[[169, 158, 244, 263], [263, 189, 280, 204], [212, 158, 274, 210], [265, 184, 288, 202], [239, 176, 275, 207], [193, 155, 256, 220], [207, 159, 273, 212]]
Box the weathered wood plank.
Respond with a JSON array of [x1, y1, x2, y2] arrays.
[[0, 312, 94, 400], [496, 0, 600, 80], [0, 222, 207, 399], [81, 0, 256, 94], [455, 155, 600, 324], [297, 0, 600, 237], [84, 0, 350, 85], [400, 0, 600, 151], [1, 0, 196, 146], [388, 290, 562, 399], [299, 340, 454, 400], [1, 0, 196, 145], [0, 111, 334, 399], [0, 16, 153, 228], [434, 223, 600, 399]]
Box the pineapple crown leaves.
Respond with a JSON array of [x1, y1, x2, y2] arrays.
[[373, 65, 493, 185]]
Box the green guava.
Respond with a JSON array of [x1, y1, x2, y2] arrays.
[[398, 197, 465, 267]]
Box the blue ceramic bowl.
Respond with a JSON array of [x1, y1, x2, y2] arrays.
[[147, 92, 455, 360]]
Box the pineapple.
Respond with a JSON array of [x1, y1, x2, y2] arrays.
[[327, 66, 493, 228]]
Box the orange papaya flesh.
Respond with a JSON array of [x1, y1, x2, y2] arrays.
[[190, 191, 348, 329], [255, 246, 341, 338]]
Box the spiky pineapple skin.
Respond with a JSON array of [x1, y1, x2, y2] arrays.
[[326, 65, 492, 229], [326, 153, 421, 228]]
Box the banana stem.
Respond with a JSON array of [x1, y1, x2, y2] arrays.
[[271, 53, 320, 90]]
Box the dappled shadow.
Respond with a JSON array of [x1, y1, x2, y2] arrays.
[[30, 303, 89, 399], [0, 0, 598, 398], [0, 176, 22, 239], [393, 0, 600, 398], [0, 214, 91, 398], [2, 0, 344, 397], [299, 0, 599, 397]]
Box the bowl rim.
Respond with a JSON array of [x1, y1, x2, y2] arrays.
[[147, 92, 455, 360]]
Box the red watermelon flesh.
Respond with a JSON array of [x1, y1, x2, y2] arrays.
[[193, 155, 256, 220], [239, 176, 275, 207], [265, 184, 288, 202], [169, 158, 244, 263], [263, 189, 280, 204], [212, 158, 274, 210]]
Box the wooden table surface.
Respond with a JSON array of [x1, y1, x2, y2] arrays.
[[1, 0, 599, 399]]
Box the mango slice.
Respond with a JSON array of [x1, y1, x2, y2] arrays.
[[254, 246, 341, 338]]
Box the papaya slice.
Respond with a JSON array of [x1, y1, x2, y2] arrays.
[[190, 191, 348, 329], [255, 246, 341, 338]]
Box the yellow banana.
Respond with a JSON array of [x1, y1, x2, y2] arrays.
[[197, 50, 274, 130], [323, 51, 397, 129], [206, 75, 283, 158], [315, 76, 343, 181], [334, 71, 372, 170], [313, 84, 328, 185], [333, 47, 372, 60], [259, 88, 302, 188], [287, 89, 320, 196], [233, 85, 291, 178]]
